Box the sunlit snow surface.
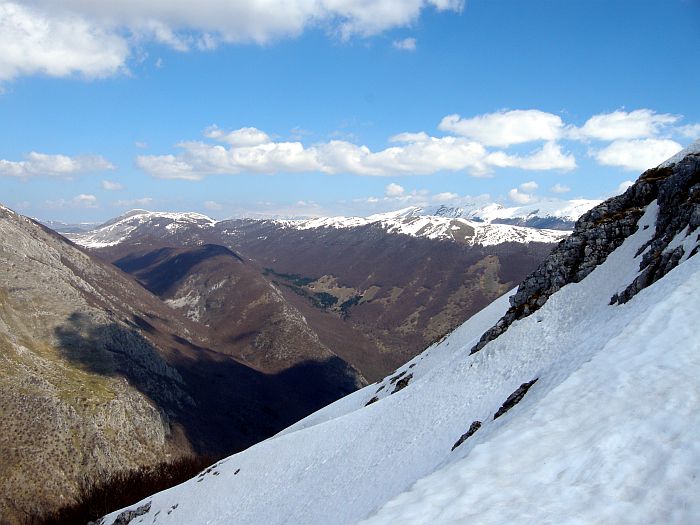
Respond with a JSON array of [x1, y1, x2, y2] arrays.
[[103, 200, 700, 525]]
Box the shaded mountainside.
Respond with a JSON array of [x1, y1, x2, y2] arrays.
[[217, 221, 556, 370], [105, 241, 370, 379], [87, 216, 556, 379], [0, 207, 361, 524], [100, 146, 700, 525]]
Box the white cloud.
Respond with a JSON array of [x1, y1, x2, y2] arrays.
[[438, 109, 565, 147], [74, 193, 98, 207], [593, 138, 683, 171], [385, 183, 405, 197], [389, 131, 430, 143], [204, 200, 223, 210], [137, 123, 585, 179], [393, 37, 416, 51], [507, 180, 539, 204], [677, 123, 700, 139], [486, 142, 577, 171], [137, 133, 496, 179], [114, 197, 153, 208], [574, 109, 679, 141], [551, 183, 570, 194], [508, 188, 534, 204], [135, 141, 149, 149], [101, 180, 123, 190], [0, 152, 114, 177], [205, 126, 271, 146], [3, 1, 462, 81], [519, 181, 538, 193], [0, 2, 129, 81], [433, 191, 458, 201]]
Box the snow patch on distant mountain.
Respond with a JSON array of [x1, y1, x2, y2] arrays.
[[275, 214, 569, 246], [372, 199, 601, 228], [68, 210, 216, 248]]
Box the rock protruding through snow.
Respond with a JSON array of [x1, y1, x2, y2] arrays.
[[471, 149, 700, 354]]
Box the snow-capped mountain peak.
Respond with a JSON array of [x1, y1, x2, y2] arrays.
[[69, 209, 217, 248]]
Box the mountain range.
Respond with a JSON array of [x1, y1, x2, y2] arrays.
[[96, 143, 700, 524], [65, 202, 584, 378], [0, 195, 591, 522]]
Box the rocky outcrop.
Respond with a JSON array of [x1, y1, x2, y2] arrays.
[[611, 154, 700, 304], [471, 148, 700, 354], [493, 379, 539, 419], [451, 421, 482, 451]]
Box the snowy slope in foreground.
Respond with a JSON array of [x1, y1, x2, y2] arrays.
[[102, 198, 700, 525]]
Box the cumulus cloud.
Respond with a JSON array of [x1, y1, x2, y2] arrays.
[[574, 109, 679, 141], [677, 123, 700, 139], [392, 37, 416, 51], [137, 133, 497, 179], [0, 2, 128, 81], [137, 121, 586, 179], [593, 138, 683, 171], [507, 188, 534, 204], [0, 152, 114, 177], [389, 131, 430, 143], [485, 142, 577, 171], [2, 1, 463, 80], [438, 109, 565, 147], [101, 180, 123, 190], [205, 126, 271, 146], [135, 108, 700, 180], [519, 181, 538, 193], [507, 180, 540, 205], [551, 183, 570, 194], [385, 183, 405, 197], [74, 193, 98, 207], [432, 191, 458, 201]]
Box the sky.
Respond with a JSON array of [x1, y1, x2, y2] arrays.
[[1, 0, 699, 223]]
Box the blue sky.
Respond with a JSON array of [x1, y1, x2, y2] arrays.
[[1, 0, 699, 222]]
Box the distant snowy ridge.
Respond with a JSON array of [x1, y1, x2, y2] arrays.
[[274, 213, 569, 246], [68, 210, 217, 248], [99, 145, 700, 524], [368, 198, 601, 225], [67, 203, 581, 248]]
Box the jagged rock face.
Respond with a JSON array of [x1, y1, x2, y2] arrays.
[[612, 155, 700, 304], [472, 151, 700, 354]]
